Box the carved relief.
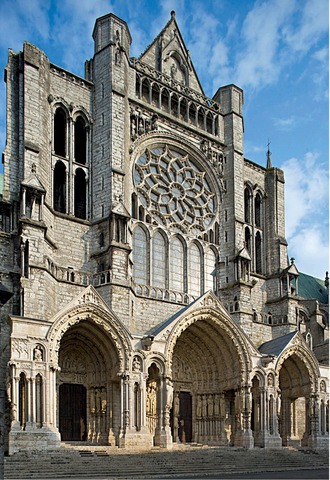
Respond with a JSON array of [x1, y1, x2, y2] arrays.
[[130, 107, 158, 140], [11, 339, 29, 360]]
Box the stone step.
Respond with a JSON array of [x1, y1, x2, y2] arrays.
[[4, 445, 329, 479]]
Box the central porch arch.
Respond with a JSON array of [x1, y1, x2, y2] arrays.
[[164, 300, 254, 448]]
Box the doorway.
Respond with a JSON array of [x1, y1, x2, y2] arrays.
[[59, 383, 87, 441], [179, 392, 192, 443]]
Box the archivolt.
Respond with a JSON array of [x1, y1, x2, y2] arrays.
[[47, 303, 132, 371], [275, 344, 320, 393], [164, 307, 253, 384]]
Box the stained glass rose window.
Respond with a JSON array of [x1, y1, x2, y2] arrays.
[[133, 146, 217, 234]]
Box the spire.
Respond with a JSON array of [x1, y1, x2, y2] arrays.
[[266, 140, 272, 169]]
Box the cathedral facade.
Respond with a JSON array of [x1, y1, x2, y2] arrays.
[[0, 12, 328, 455]]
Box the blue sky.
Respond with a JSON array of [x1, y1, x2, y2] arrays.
[[0, 0, 328, 279]]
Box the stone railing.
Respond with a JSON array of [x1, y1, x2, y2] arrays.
[[130, 58, 221, 112], [45, 257, 112, 287], [133, 282, 197, 304]]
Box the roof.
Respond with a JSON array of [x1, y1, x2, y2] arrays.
[[298, 272, 328, 304], [151, 296, 201, 336], [258, 331, 297, 356]]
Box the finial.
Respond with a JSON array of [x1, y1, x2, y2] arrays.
[[325, 271, 329, 289], [266, 139, 272, 169], [290, 257, 295, 264], [171, 10, 175, 18]]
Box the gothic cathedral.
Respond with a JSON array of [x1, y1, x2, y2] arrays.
[[0, 12, 328, 455]]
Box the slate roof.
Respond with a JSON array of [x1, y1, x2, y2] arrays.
[[258, 331, 297, 356], [151, 296, 201, 337], [298, 272, 328, 304]]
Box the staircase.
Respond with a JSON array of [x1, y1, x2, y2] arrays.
[[4, 443, 329, 479]]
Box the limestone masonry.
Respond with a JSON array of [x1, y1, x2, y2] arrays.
[[0, 11, 328, 460]]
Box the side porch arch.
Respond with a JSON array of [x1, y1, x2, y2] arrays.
[[276, 343, 326, 448], [47, 302, 132, 446]]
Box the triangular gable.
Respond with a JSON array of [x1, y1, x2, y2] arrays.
[[152, 290, 233, 338], [49, 285, 113, 323], [259, 331, 298, 357], [112, 202, 130, 218], [21, 173, 46, 192], [138, 11, 204, 95], [237, 247, 251, 261]]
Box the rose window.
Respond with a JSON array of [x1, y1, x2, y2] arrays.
[[133, 146, 217, 234]]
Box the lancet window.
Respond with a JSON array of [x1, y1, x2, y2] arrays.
[[52, 106, 90, 218]]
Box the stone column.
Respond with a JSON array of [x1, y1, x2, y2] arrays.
[[219, 393, 227, 445], [235, 386, 254, 448]]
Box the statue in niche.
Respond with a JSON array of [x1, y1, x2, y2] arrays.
[[201, 395, 207, 418], [165, 378, 173, 409], [170, 63, 177, 79], [33, 345, 43, 361], [207, 394, 214, 418], [101, 387, 107, 413], [132, 356, 141, 372], [214, 394, 220, 416], [267, 374, 274, 387], [196, 395, 202, 418], [90, 388, 96, 414]]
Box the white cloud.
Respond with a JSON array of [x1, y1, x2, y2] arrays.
[[288, 228, 329, 279], [273, 116, 296, 130], [283, 0, 329, 54], [283, 151, 329, 278]]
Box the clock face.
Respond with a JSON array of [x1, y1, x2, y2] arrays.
[[133, 145, 217, 234]]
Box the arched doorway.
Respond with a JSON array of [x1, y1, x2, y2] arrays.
[[278, 352, 312, 447], [57, 319, 121, 445], [168, 310, 252, 447]]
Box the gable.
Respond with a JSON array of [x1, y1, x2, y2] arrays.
[[139, 11, 204, 94]]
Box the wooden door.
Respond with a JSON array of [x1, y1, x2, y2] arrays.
[[179, 392, 192, 443], [59, 383, 86, 441]]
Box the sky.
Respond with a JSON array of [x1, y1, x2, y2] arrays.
[[0, 0, 328, 279]]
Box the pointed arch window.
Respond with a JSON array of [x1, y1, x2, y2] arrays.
[[188, 243, 202, 296], [74, 116, 87, 165], [170, 237, 184, 292], [132, 226, 149, 285], [245, 226, 251, 254], [255, 192, 262, 228], [244, 187, 251, 224], [74, 168, 87, 219], [54, 107, 67, 157], [53, 161, 66, 213], [152, 231, 166, 289], [205, 248, 217, 292], [255, 231, 262, 274]]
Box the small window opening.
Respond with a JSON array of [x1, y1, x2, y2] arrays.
[[74, 116, 87, 165], [54, 108, 66, 157], [53, 161, 66, 213], [74, 168, 87, 219]]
